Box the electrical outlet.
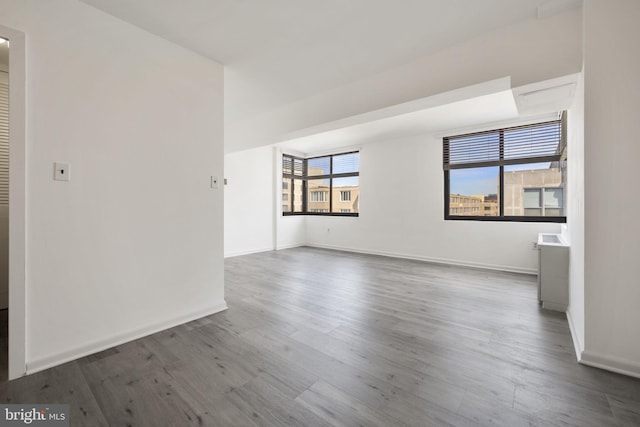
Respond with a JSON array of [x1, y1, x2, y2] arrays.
[[54, 162, 70, 181], [532, 242, 538, 250]]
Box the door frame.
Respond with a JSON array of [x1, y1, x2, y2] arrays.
[[0, 23, 26, 380]]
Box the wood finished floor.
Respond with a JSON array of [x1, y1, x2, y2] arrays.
[[1, 247, 640, 426]]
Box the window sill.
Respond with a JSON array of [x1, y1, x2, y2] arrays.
[[444, 215, 566, 223], [283, 213, 359, 217]]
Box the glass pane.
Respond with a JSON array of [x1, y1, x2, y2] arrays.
[[293, 158, 304, 177], [333, 152, 359, 174], [332, 177, 359, 213], [523, 189, 541, 208], [449, 167, 499, 216], [283, 156, 292, 175], [448, 132, 500, 165], [504, 162, 564, 216], [503, 122, 561, 161], [293, 179, 304, 213], [307, 179, 330, 213], [282, 178, 292, 213], [544, 188, 563, 208], [308, 156, 330, 176]]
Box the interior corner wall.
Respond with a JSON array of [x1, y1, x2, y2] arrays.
[[227, 7, 582, 152], [582, 0, 640, 376], [277, 215, 306, 250], [224, 133, 560, 274], [564, 71, 585, 357], [224, 146, 307, 257], [305, 134, 560, 274], [0, 0, 225, 373], [224, 146, 275, 257]]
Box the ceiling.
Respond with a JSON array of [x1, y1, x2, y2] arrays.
[[80, 0, 577, 123], [278, 90, 521, 156], [79, 0, 580, 154], [277, 74, 577, 156]]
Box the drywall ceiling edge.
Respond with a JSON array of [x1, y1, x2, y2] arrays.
[[273, 77, 512, 145]]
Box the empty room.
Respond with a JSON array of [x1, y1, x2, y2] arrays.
[[0, 0, 639, 426]]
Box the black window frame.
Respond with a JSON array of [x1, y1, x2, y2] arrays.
[[443, 115, 567, 223], [282, 151, 359, 217]]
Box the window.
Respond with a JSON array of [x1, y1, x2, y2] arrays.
[[523, 188, 564, 216], [282, 151, 359, 216], [443, 115, 566, 222], [310, 191, 328, 202]]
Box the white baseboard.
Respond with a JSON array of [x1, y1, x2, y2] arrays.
[[276, 242, 306, 251], [225, 243, 304, 257], [228, 243, 536, 275], [26, 302, 228, 375], [306, 243, 537, 275], [566, 310, 640, 379], [542, 301, 567, 312], [566, 308, 584, 362], [580, 350, 640, 379], [225, 247, 274, 258]]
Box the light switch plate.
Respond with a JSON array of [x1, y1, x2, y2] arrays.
[[211, 176, 219, 189], [54, 162, 70, 181]]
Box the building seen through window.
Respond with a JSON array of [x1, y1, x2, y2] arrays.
[[282, 152, 359, 216], [443, 116, 566, 222]]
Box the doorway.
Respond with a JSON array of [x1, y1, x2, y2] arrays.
[[0, 23, 26, 381]]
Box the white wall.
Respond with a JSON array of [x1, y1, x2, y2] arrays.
[[224, 6, 582, 274], [581, 0, 640, 377], [227, 132, 561, 274], [306, 134, 560, 274], [564, 72, 585, 356], [224, 146, 274, 257], [224, 146, 306, 257], [226, 8, 582, 153], [277, 215, 306, 250], [0, 0, 225, 374]]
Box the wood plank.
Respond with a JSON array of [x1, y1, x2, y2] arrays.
[[296, 380, 410, 427], [0, 247, 639, 426]]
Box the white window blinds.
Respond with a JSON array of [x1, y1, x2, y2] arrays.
[[443, 120, 564, 170], [0, 75, 8, 206]]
